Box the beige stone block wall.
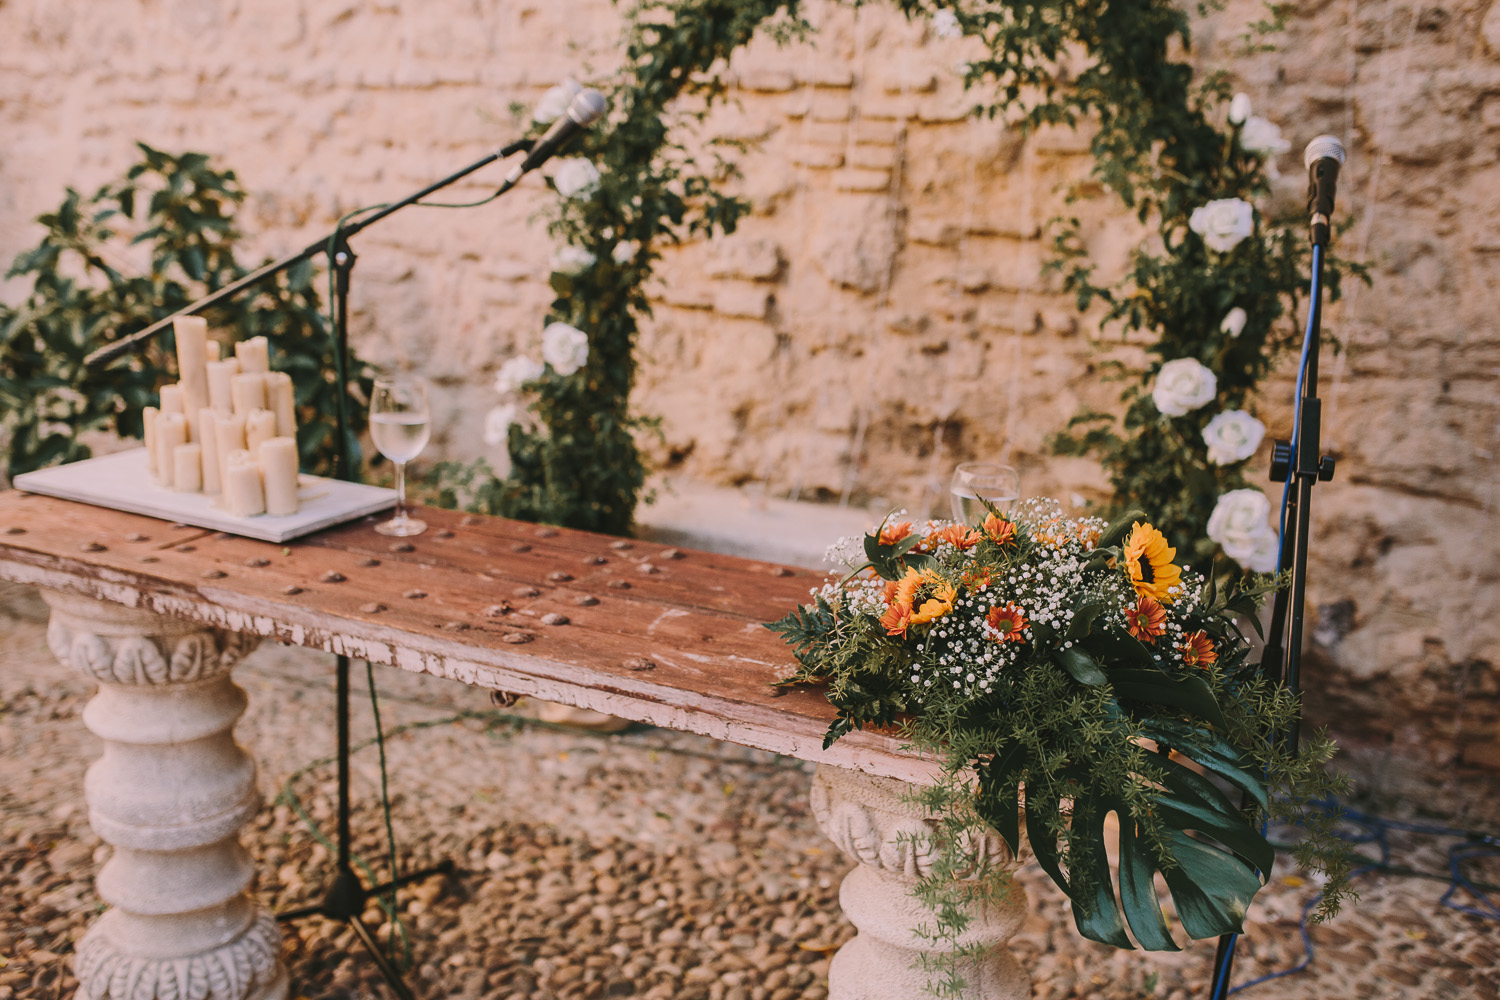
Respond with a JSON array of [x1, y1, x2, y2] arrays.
[[2, 0, 1496, 801]]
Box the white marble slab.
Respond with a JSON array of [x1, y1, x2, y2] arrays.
[[14, 448, 396, 542]]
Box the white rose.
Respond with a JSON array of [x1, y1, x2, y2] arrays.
[[542, 322, 589, 376], [494, 355, 545, 395], [533, 78, 582, 125], [1202, 410, 1267, 465], [1228, 92, 1252, 125], [1152, 358, 1218, 417], [931, 9, 961, 38], [483, 403, 518, 447], [1189, 198, 1255, 253], [611, 240, 639, 265], [1223, 527, 1281, 574], [1208, 488, 1275, 560], [551, 244, 596, 276], [1220, 306, 1248, 339], [1240, 116, 1291, 159], [552, 158, 600, 199]]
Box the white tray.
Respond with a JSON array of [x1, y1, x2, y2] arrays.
[[14, 448, 397, 543]]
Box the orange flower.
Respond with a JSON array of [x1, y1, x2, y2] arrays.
[[882, 566, 958, 633], [1122, 522, 1182, 603], [880, 579, 901, 606], [1179, 630, 1217, 668], [935, 523, 982, 550], [982, 513, 1016, 546], [879, 520, 913, 546], [1077, 523, 1102, 549], [985, 603, 1028, 642], [961, 567, 993, 591], [1124, 596, 1167, 643], [880, 602, 913, 637]]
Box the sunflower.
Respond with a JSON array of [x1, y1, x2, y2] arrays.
[[1123, 595, 1167, 643], [887, 566, 957, 627], [985, 603, 1028, 642], [982, 513, 1016, 546], [1122, 521, 1182, 602], [1179, 630, 1217, 668]]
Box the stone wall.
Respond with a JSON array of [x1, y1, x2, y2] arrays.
[[2, 0, 1496, 813]]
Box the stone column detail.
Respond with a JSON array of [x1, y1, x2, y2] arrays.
[[811, 765, 1029, 1000], [43, 591, 288, 1000]]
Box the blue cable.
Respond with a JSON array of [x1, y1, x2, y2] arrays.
[[1224, 798, 1499, 993]]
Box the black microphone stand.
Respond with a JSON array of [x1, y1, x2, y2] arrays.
[[1206, 209, 1338, 999], [87, 138, 532, 1000]]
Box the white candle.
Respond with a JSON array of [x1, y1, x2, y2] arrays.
[[156, 413, 188, 490], [224, 450, 265, 517], [214, 413, 247, 493], [231, 372, 267, 416], [159, 383, 185, 418], [260, 437, 300, 516], [234, 336, 270, 374], [206, 340, 221, 362], [172, 316, 211, 421], [246, 409, 277, 455], [198, 409, 222, 495], [172, 443, 202, 493], [143, 406, 159, 480], [207, 358, 240, 415], [264, 371, 297, 439]]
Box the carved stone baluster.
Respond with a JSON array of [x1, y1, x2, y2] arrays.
[[43, 591, 287, 1000], [811, 765, 1029, 1000]]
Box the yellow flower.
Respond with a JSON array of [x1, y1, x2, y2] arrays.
[[1122, 522, 1182, 603], [889, 566, 958, 627]]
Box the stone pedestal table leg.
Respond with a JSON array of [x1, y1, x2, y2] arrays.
[[811, 765, 1029, 1000], [43, 591, 287, 1000]]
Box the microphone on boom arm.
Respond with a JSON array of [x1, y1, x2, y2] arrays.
[[1305, 135, 1346, 248], [497, 88, 608, 195]]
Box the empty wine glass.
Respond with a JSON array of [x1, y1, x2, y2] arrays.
[[950, 463, 1020, 524], [369, 374, 430, 537]]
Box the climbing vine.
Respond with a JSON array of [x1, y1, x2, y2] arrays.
[[429, 0, 808, 535]]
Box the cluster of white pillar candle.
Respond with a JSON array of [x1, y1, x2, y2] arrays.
[[140, 317, 301, 518]]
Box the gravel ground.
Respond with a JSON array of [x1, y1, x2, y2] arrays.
[[1, 582, 1496, 1000]]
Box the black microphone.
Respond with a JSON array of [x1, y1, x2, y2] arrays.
[[498, 89, 608, 194], [1304, 135, 1346, 248]]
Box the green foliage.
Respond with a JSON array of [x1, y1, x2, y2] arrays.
[[0, 143, 372, 481], [433, 0, 804, 536], [769, 504, 1352, 991], [887, 1, 1362, 560]]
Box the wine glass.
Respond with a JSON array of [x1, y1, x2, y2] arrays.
[[369, 375, 431, 537], [950, 463, 1020, 524]]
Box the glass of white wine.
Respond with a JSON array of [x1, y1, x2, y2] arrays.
[[370, 374, 431, 537], [950, 462, 1020, 524]]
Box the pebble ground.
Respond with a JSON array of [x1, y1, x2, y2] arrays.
[[1, 583, 1495, 1000]]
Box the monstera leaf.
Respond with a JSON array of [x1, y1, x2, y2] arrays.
[[975, 674, 1273, 949]]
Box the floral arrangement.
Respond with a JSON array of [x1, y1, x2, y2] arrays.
[[769, 500, 1349, 970]]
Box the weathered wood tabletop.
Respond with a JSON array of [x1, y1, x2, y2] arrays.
[[0, 489, 930, 781]]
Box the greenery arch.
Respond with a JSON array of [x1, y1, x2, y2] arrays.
[[435, 0, 1359, 986]]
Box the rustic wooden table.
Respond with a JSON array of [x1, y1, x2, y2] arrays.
[[0, 490, 1027, 1000]]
